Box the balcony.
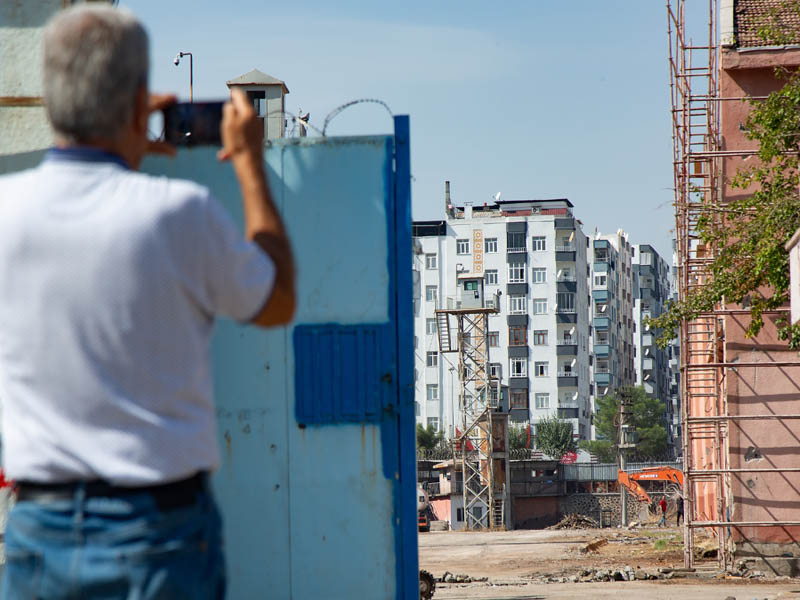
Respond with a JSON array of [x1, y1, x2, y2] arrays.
[[556, 306, 577, 315], [557, 341, 578, 356], [557, 372, 578, 386], [507, 245, 527, 254], [556, 273, 577, 282], [556, 244, 575, 252], [593, 343, 610, 358], [594, 371, 611, 385], [593, 317, 610, 330]]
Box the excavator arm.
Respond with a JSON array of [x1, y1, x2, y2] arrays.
[[618, 470, 652, 503]]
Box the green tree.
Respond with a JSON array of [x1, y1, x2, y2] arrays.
[[534, 415, 577, 461], [651, 69, 800, 348], [508, 423, 530, 450], [580, 387, 668, 461], [416, 423, 444, 451]]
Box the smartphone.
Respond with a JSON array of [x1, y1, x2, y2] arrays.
[[162, 101, 223, 147]]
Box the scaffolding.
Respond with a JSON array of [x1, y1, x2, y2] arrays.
[[436, 298, 506, 529], [668, 0, 800, 570]]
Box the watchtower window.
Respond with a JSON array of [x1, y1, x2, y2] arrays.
[[246, 90, 266, 116], [464, 281, 478, 291]]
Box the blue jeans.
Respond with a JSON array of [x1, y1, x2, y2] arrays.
[[1, 480, 226, 599]]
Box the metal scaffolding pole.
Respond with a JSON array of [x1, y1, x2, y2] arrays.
[[436, 302, 505, 530]]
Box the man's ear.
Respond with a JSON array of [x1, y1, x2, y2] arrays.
[[133, 85, 149, 135]]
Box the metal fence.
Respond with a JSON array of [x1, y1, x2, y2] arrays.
[[559, 461, 683, 482]]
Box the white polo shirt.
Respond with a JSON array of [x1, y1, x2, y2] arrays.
[[0, 148, 276, 485]]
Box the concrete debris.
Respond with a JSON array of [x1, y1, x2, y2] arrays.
[[548, 513, 600, 530], [527, 564, 732, 585], [436, 571, 488, 584], [580, 538, 609, 553]]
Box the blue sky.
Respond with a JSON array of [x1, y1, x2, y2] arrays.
[[122, 1, 711, 261]]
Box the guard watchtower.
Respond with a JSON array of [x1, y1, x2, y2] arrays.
[[226, 69, 289, 141], [436, 274, 508, 529]]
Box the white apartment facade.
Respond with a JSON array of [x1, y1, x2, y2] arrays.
[[413, 198, 593, 441], [589, 231, 636, 437], [632, 244, 676, 454]]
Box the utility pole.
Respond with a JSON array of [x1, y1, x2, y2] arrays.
[[617, 386, 636, 527]]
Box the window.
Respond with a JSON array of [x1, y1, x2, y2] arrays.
[[532, 236, 546, 251], [532, 298, 547, 315], [510, 389, 528, 409], [533, 330, 548, 345], [427, 417, 439, 431], [508, 263, 526, 283], [593, 274, 607, 287], [426, 318, 436, 335], [535, 393, 550, 409], [487, 331, 499, 347], [485, 269, 498, 285], [532, 267, 547, 283], [484, 238, 498, 253], [415, 401, 420, 416], [425, 286, 438, 302], [534, 362, 549, 377], [456, 239, 470, 255], [425, 254, 437, 270], [456, 508, 464, 522], [507, 232, 526, 252], [509, 326, 527, 346], [508, 295, 527, 314], [510, 357, 527, 377], [556, 292, 576, 313], [426, 351, 438, 367], [426, 384, 439, 401], [640, 252, 653, 266], [489, 363, 501, 378]]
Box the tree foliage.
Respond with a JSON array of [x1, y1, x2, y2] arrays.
[[416, 423, 444, 451], [650, 69, 800, 348], [508, 423, 530, 451], [534, 415, 577, 461], [580, 387, 668, 461]]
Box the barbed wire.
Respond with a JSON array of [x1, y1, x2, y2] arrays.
[[322, 99, 393, 136]]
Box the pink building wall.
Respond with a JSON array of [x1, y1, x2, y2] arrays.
[[719, 47, 800, 551]]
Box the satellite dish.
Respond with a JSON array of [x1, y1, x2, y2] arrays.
[[493, 192, 501, 202]]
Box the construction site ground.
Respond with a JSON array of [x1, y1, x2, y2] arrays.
[[419, 524, 800, 599]]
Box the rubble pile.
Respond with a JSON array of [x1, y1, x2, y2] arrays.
[[547, 514, 600, 530], [531, 566, 699, 584], [436, 571, 488, 584]]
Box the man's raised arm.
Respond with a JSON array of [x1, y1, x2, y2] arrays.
[[218, 89, 296, 327]]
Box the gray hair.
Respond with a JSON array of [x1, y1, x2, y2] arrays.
[[43, 5, 149, 144]]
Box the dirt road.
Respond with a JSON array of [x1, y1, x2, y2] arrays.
[[419, 527, 800, 600]]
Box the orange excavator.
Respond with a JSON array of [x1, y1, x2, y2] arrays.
[[618, 466, 683, 503]]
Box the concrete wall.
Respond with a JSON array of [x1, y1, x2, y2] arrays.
[[513, 496, 559, 529]]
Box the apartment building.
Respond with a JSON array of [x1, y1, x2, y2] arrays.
[[412, 197, 592, 441], [589, 231, 635, 405], [632, 244, 675, 454]]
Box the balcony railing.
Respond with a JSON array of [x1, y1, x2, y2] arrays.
[[556, 274, 577, 282], [557, 339, 577, 346], [557, 371, 576, 377], [595, 367, 610, 374], [507, 246, 527, 253], [556, 244, 576, 252], [556, 307, 577, 314]]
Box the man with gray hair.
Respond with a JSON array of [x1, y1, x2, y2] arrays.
[[0, 5, 295, 599]]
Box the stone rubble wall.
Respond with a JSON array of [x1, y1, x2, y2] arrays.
[[559, 491, 648, 527]]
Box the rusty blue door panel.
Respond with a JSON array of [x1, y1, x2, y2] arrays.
[[138, 120, 417, 599]]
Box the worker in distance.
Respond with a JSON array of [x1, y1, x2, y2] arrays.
[[0, 4, 295, 598]]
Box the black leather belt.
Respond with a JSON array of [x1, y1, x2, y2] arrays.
[[15, 472, 206, 511]]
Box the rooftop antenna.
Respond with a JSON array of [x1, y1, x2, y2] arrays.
[[493, 192, 501, 203]]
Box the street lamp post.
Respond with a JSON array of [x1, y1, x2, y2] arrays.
[[173, 51, 193, 102]]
